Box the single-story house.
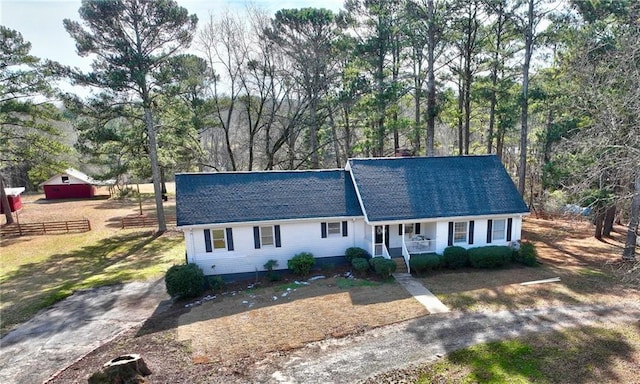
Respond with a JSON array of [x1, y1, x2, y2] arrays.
[[39, 169, 101, 200], [1, 187, 25, 213], [176, 155, 530, 278]]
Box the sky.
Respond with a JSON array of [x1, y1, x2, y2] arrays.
[[0, 0, 344, 71]]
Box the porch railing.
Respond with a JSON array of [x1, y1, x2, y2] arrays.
[[401, 242, 411, 273], [374, 244, 391, 259], [406, 238, 434, 254]]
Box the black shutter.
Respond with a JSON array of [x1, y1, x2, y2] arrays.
[[321, 222, 327, 238], [342, 221, 348, 237], [415, 223, 421, 235], [275, 225, 281, 247], [506, 218, 513, 241], [448, 222, 454, 246], [226, 228, 234, 251], [398, 224, 403, 236], [253, 226, 261, 249], [468, 220, 475, 245], [487, 219, 493, 243], [204, 229, 212, 253]]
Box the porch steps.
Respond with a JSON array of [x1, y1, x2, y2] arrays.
[[392, 257, 408, 274]]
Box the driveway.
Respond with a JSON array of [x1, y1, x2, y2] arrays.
[[252, 303, 640, 383], [0, 278, 170, 384]]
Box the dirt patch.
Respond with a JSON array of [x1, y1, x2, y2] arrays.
[[176, 276, 427, 365]]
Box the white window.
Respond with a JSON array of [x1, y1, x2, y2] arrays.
[[327, 222, 341, 235], [492, 219, 506, 241], [261, 226, 274, 246], [212, 229, 226, 250], [454, 222, 468, 243]]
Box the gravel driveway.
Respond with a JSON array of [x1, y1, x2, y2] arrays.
[[251, 303, 640, 383]]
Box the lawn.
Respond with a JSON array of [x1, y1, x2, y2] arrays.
[[0, 189, 184, 336]]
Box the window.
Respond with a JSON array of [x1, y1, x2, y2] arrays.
[[212, 229, 226, 249], [61, 175, 69, 183], [492, 219, 506, 241], [204, 228, 234, 252], [327, 222, 341, 235], [405, 224, 414, 235], [454, 222, 468, 243], [261, 226, 274, 246]]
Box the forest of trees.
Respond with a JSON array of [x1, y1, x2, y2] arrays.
[[0, 0, 638, 258]]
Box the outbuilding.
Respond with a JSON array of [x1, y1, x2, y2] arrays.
[[40, 169, 99, 200], [1, 187, 26, 213]]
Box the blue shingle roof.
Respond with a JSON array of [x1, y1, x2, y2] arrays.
[[348, 155, 529, 222], [176, 170, 363, 226]]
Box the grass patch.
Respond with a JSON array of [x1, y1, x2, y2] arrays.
[[336, 277, 382, 289]]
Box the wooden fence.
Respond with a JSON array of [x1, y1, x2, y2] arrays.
[[0, 219, 91, 237], [121, 215, 176, 229]]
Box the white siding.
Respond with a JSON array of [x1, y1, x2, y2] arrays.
[[184, 219, 367, 276], [433, 216, 524, 254]]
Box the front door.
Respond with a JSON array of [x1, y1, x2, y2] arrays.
[[374, 225, 390, 248]]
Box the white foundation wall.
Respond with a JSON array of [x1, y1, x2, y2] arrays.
[[184, 218, 367, 276]]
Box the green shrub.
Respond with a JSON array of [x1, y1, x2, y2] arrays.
[[468, 246, 512, 268], [515, 242, 538, 266], [287, 252, 315, 276], [345, 247, 371, 262], [443, 246, 469, 269], [351, 257, 370, 275], [206, 275, 226, 291], [165, 263, 205, 298], [410, 254, 442, 275], [264, 259, 282, 281], [369, 257, 396, 279]]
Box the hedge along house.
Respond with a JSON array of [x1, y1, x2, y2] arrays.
[[39, 168, 101, 200], [176, 155, 530, 278]]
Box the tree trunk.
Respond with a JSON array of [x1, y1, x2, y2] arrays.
[[0, 176, 14, 225], [143, 107, 166, 233], [603, 205, 616, 237], [425, 0, 436, 157], [623, 172, 639, 260], [594, 209, 605, 240], [487, 3, 504, 154], [518, 0, 535, 196]]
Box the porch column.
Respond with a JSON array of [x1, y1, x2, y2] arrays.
[[371, 225, 375, 256]]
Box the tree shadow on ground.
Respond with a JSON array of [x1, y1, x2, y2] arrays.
[[0, 230, 169, 336], [405, 306, 639, 384]]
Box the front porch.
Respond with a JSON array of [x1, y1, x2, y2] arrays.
[[365, 222, 437, 273]]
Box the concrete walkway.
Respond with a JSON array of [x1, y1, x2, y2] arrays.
[[0, 278, 170, 384], [393, 273, 449, 313]]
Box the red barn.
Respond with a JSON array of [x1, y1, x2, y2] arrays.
[[40, 169, 98, 200], [1, 187, 25, 213]]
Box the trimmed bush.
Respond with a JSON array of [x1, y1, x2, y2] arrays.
[[165, 263, 205, 298], [264, 259, 281, 282], [468, 246, 512, 268], [369, 257, 396, 279], [206, 275, 226, 291], [351, 257, 370, 275], [288, 252, 315, 276], [443, 246, 469, 269], [345, 247, 371, 262], [410, 254, 442, 275], [515, 242, 538, 266]]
